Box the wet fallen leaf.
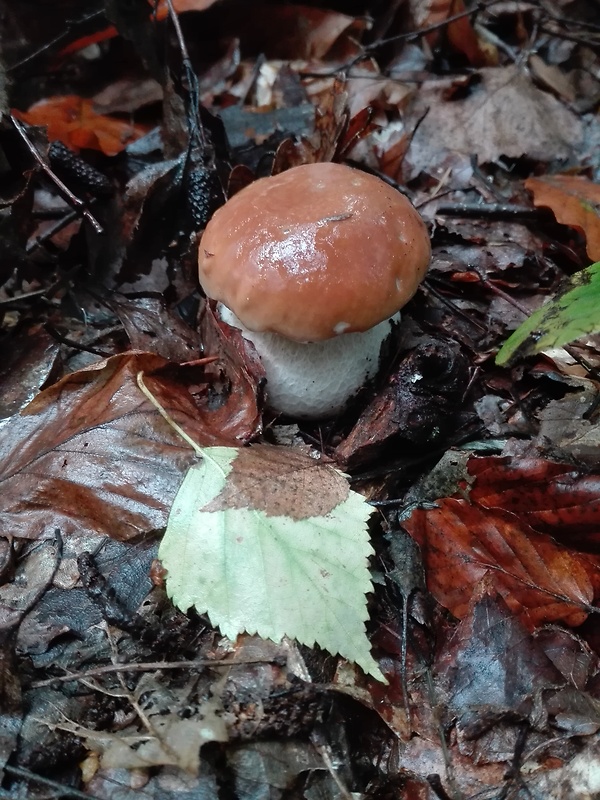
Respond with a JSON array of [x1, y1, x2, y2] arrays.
[[468, 456, 600, 550], [0, 352, 260, 542], [525, 174, 600, 260], [402, 454, 600, 629], [403, 496, 595, 628], [0, 325, 60, 418], [441, 579, 563, 722]]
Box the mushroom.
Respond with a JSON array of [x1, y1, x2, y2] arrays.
[[198, 162, 430, 418]]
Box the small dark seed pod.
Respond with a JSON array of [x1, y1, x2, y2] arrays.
[[184, 166, 225, 229], [48, 141, 113, 196]]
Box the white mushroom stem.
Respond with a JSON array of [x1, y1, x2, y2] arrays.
[[218, 304, 400, 419]]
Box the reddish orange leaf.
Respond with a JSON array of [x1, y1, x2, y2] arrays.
[[468, 457, 600, 549], [403, 498, 595, 629], [525, 174, 600, 261], [446, 0, 496, 67], [14, 95, 147, 156], [418, 0, 495, 67], [56, 25, 119, 59]]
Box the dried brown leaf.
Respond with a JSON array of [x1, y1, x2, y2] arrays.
[[441, 578, 563, 718], [202, 444, 348, 519], [407, 65, 582, 173], [525, 174, 600, 261]]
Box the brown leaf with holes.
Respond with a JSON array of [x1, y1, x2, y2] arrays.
[[403, 497, 596, 629], [525, 174, 600, 261], [202, 444, 348, 520]]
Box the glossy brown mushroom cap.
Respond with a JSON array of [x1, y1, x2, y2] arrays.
[[198, 162, 430, 342]]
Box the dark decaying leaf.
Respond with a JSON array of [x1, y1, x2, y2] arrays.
[[0, 351, 260, 542], [199, 301, 265, 435], [336, 340, 470, 468], [440, 579, 564, 725], [16, 538, 156, 665], [0, 325, 61, 419], [226, 740, 324, 800], [535, 626, 599, 691], [0, 638, 22, 777], [0, 538, 61, 774], [112, 295, 201, 362], [438, 579, 600, 776]]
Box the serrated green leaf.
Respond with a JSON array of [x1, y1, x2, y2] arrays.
[[496, 261, 600, 366], [159, 446, 384, 681]]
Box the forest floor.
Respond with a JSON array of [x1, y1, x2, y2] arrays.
[[2, 1, 600, 798]]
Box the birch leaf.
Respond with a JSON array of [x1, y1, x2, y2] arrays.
[[159, 445, 383, 681]]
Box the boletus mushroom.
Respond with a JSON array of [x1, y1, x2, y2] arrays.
[[198, 162, 430, 418]]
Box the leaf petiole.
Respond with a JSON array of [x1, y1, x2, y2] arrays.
[[136, 371, 203, 457]]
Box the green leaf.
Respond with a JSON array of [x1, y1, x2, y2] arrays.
[[159, 445, 384, 681], [496, 261, 600, 366]]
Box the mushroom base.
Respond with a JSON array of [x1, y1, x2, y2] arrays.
[[218, 305, 399, 419]]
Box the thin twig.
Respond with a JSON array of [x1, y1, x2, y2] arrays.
[[3, 765, 101, 800], [26, 208, 80, 253], [366, 0, 504, 51], [0, 288, 49, 307], [6, 10, 105, 71], [437, 202, 543, 220], [137, 371, 203, 456], [300, 0, 505, 78], [421, 280, 488, 334], [44, 323, 115, 358], [31, 656, 283, 689], [11, 116, 104, 234], [165, 0, 205, 149], [475, 272, 532, 316]]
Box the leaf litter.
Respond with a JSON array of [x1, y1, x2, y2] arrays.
[[2, 0, 600, 797]]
